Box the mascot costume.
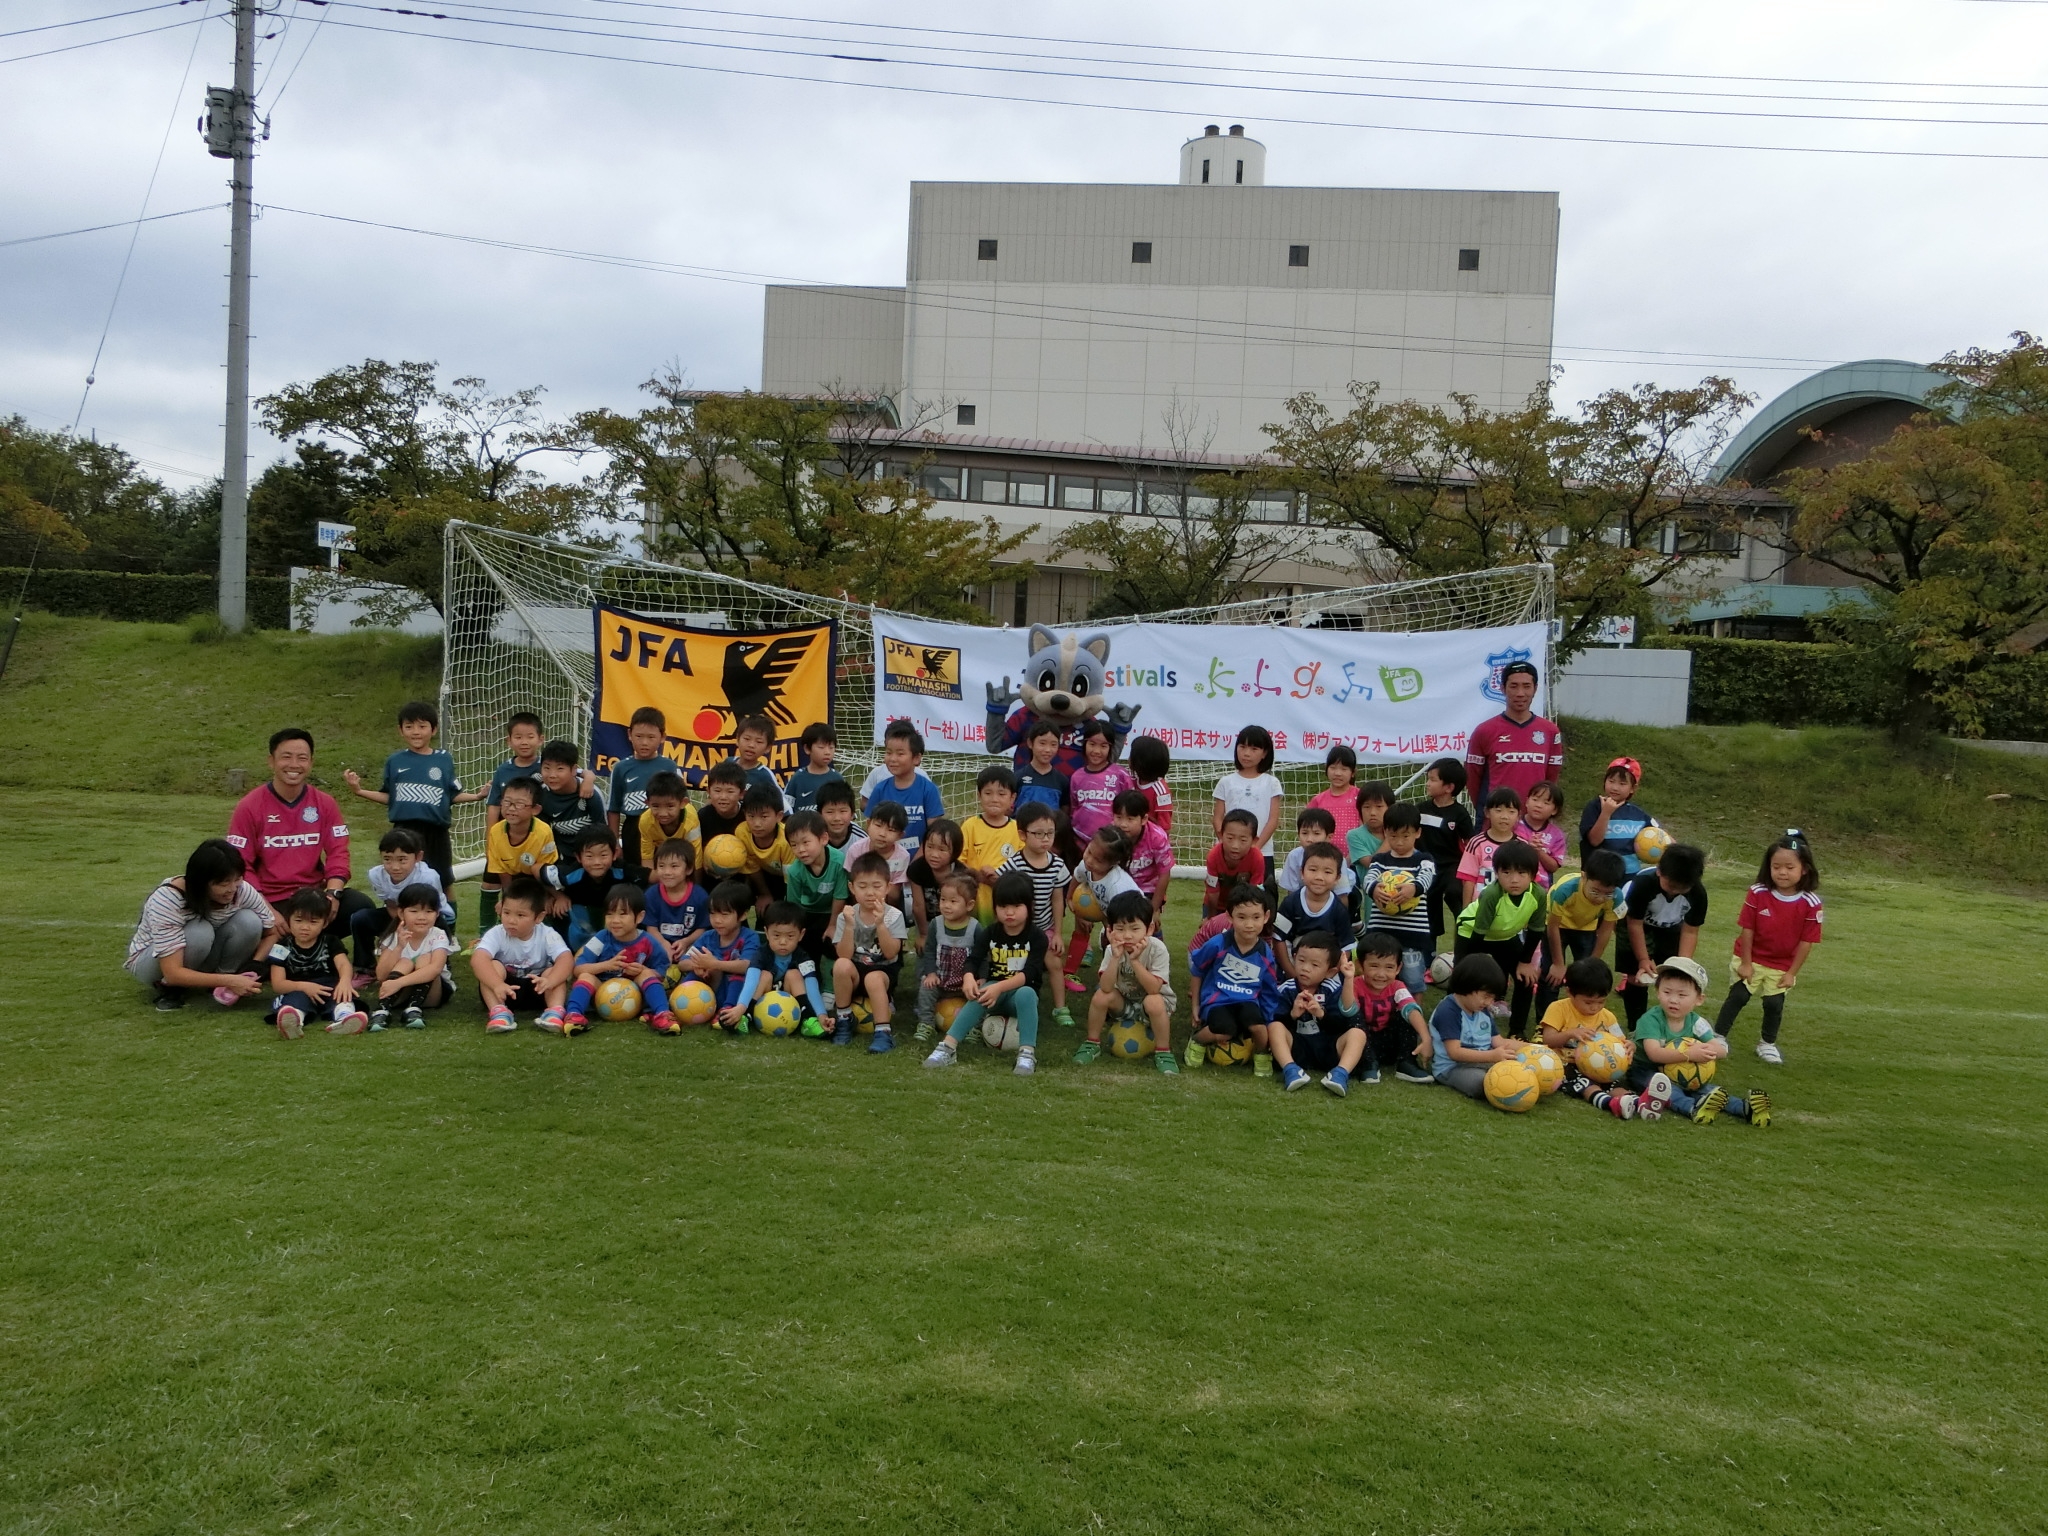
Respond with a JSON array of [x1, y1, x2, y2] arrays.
[[985, 625, 1141, 775]]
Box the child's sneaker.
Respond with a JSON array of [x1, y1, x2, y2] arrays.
[[1052, 1005, 1076, 1029], [728, 1017, 749, 1036], [832, 1011, 855, 1046], [1321, 1066, 1350, 1098], [562, 1011, 590, 1036], [152, 986, 187, 1012], [402, 1006, 426, 1030], [1692, 1085, 1730, 1126], [801, 1015, 827, 1039], [485, 1006, 517, 1034], [1013, 1047, 1035, 1076], [1642, 1072, 1675, 1115], [274, 1006, 305, 1040], [923, 1040, 957, 1069], [534, 1008, 567, 1035], [327, 1009, 370, 1036], [1747, 1090, 1773, 1129], [1280, 1062, 1310, 1092], [868, 1028, 894, 1054], [1072, 1040, 1102, 1066], [1756, 1041, 1784, 1065], [1183, 1039, 1206, 1069], [1360, 1062, 1380, 1086], [1065, 976, 1087, 994], [1154, 1048, 1179, 1074], [1607, 1091, 1640, 1120], [1393, 1058, 1433, 1084], [646, 1010, 681, 1035], [368, 1009, 390, 1032], [212, 973, 258, 1007], [913, 1020, 934, 1042]]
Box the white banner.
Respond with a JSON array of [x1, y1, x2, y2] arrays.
[[873, 615, 1550, 763]]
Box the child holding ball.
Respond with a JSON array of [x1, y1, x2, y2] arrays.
[[1714, 834, 1822, 1065], [1424, 953, 1519, 1101], [1631, 958, 1771, 1127]]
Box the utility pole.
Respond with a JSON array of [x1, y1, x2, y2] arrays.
[[202, 0, 259, 630]]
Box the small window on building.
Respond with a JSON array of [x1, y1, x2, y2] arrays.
[[1201, 158, 1211, 184], [977, 239, 998, 261], [1287, 245, 1309, 268], [955, 404, 976, 426], [1235, 159, 1244, 184], [1131, 241, 1152, 264], [969, 467, 1007, 504], [1458, 248, 1480, 271]]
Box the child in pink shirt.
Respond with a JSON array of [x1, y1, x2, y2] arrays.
[[1112, 790, 1175, 928], [1069, 720, 1137, 844], [1454, 787, 1525, 908], [1516, 781, 1568, 887], [1307, 743, 1363, 845]]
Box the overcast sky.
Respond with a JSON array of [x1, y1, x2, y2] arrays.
[[5, 0, 2046, 492]]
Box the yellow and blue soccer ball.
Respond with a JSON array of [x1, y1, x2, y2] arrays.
[[1484, 1058, 1542, 1112], [593, 976, 644, 1021], [1577, 1029, 1632, 1085], [674, 978, 718, 1026], [753, 990, 801, 1037], [1666, 1031, 1719, 1090], [1106, 1007, 1152, 1059], [852, 997, 877, 1034], [1515, 1041, 1565, 1095], [1208, 1036, 1254, 1068], [1373, 868, 1420, 915], [701, 833, 748, 878], [1069, 884, 1105, 924], [1634, 825, 1673, 865]]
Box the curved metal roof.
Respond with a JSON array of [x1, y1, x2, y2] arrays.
[[1713, 359, 1953, 484]]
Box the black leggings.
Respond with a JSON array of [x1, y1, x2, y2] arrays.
[[1199, 1001, 1266, 1041], [1714, 980, 1786, 1044]]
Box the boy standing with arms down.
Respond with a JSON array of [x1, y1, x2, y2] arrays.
[[785, 723, 845, 815], [865, 719, 948, 854], [959, 764, 1025, 923], [536, 741, 608, 849], [1620, 842, 1709, 1024], [1465, 660, 1564, 806], [1415, 757, 1473, 968]]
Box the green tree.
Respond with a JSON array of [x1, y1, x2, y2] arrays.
[[0, 416, 215, 572], [258, 360, 599, 617], [581, 373, 1030, 621], [1775, 334, 2048, 735], [1261, 378, 1753, 656]]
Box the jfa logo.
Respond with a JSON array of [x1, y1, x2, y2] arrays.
[[1483, 647, 1531, 701], [881, 637, 963, 700]]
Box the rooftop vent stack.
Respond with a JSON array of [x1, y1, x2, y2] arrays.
[[1179, 124, 1266, 186]]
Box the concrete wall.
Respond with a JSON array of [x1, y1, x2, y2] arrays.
[[289, 568, 443, 637], [1552, 647, 1692, 727], [762, 285, 906, 398]]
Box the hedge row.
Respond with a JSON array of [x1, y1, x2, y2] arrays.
[[1643, 635, 2048, 740], [1, 568, 290, 628]]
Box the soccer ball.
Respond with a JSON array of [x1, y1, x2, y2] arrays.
[[1514, 1041, 1565, 1095], [674, 978, 718, 1025], [852, 997, 877, 1034], [1208, 1036, 1254, 1068], [1106, 1007, 1152, 1058], [753, 990, 802, 1037], [1634, 825, 1673, 865], [1374, 868, 1420, 915], [1484, 1058, 1542, 1112], [1069, 883, 1104, 924], [701, 833, 748, 877], [1666, 1032, 1719, 1090], [1427, 952, 1455, 986], [593, 976, 643, 1021], [1577, 1029, 1632, 1085], [934, 996, 965, 1031], [981, 1010, 1020, 1051]]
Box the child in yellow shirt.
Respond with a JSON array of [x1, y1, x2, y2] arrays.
[[959, 764, 1024, 923]]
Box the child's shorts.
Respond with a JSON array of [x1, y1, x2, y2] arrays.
[[1110, 983, 1176, 1018], [1199, 1000, 1266, 1041], [850, 957, 902, 991], [1731, 956, 1793, 998], [503, 974, 554, 1011], [1286, 1024, 1344, 1073]]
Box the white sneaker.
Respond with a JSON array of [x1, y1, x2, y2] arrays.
[[923, 1044, 957, 1069], [1643, 1072, 1675, 1114], [1014, 1049, 1036, 1076], [1756, 1041, 1784, 1065]]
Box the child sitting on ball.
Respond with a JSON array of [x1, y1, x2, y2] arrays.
[[1631, 957, 1771, 1128], [738, 900, 830, 1036], [679, 879, 764, 1032], [833, 853, 907, 1051], [924, 871, 1046, 1077], [470, 874, 573, 1035], [1269, 931, 1366, 1096], [1072, 890, 1177, 1072], [914, 872, 981, 1043], [1187, 884, 1281, 1068], [564, 885, 676, 1037]]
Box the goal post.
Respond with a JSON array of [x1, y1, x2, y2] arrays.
[[440, 521, 1553, 867]]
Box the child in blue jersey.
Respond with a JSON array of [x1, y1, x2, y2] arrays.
[[561, 885, 676, 1036], [1579, 756, 1660, 877], [1272, 842, 1354, 978], [680, 879, 764, 1029], [730, 715, 787, 808], [785, 722, 846, 815], [344, 699, 483, 922], [865, 719, 947, 853], [536, 739, 608, 849], [486, 713, 600, 833], [607, 706, 674, 880], [558, 827, 625, 949], [642, 838, 710, 964], [1014, 719, 1072, 814], [733, 901, 831, 1036], [1187, 884, 1282, 1066], [1269, 931, 1365, 1095]]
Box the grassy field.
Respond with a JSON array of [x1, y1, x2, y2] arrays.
[[2, 619, 2045, 1533]]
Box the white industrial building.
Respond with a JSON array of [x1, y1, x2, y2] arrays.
[[762, 127, 1561, 623]]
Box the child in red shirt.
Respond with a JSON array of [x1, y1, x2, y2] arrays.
[[1203, 809, 1267, 920], [1713, 834, 1822, 1066], [1307, 743, 1363, 845], [1130, 735, 1173, 834]]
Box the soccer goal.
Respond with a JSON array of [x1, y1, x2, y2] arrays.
[[441, 522, 1552, 865]]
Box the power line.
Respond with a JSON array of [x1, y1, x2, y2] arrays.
[[266, 0, 331, 107], [0, 204, 227, 250], [290, 15, 2048, 161], [0, 2, 192, 41], [0, 14, 208, 65], [309, 2, 2048, 129], [255, 201, 1856, 374]]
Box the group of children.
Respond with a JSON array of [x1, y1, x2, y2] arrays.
[[258, 697, 1817, 1128]]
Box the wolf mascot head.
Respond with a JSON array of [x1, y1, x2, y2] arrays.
[[984, 625, 1141, 769]]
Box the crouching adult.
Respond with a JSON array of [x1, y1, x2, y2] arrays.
[[125, 838, 279, 1011]]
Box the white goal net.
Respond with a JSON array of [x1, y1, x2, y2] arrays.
[[441, 521, 1553, 866]]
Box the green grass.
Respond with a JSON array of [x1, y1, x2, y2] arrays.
[[3, 621, 2046, 1532]]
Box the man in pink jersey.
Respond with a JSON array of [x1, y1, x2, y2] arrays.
[[1465, 661, 1564, 806], [226, 728, 374, 944]]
